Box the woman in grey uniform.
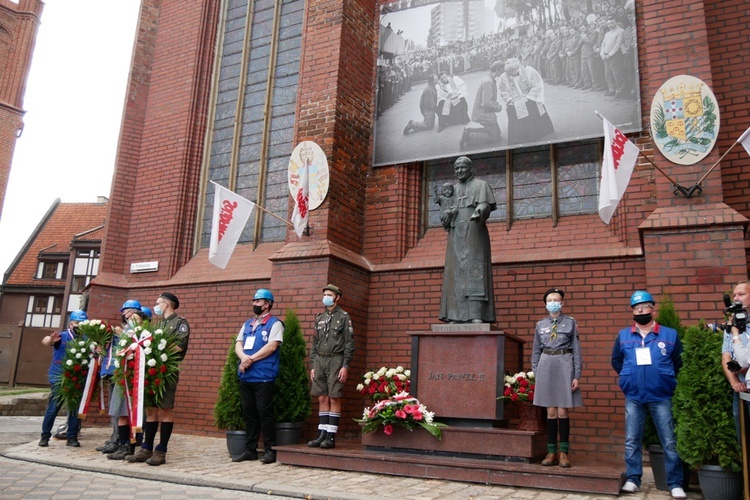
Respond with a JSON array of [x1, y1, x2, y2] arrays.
[[531, 287, 582, 468]]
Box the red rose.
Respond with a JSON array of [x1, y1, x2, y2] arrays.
[[519, 379, 529, 387], [383, 424, 393, 436], [530, 384, 535, 391], [82, 370, 88, 376], [64, 372, 71, 379], [369, 385, 376, 394], [74, 365, 81, 372], [154, 378, 162, 386], [148, 368, 157, 376], [72, 376, 78, 383], [510, 393, 519, 402], [75, 384, 82, 389], [528, 391, 534, 401], [120, 379, 126, 386], [519, 386, 526, 394], [128, 361, 135, 369], [160, 365, 167, 373], [504, 387, 512, 396]]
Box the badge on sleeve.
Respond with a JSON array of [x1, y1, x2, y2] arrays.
[[179, 323, 188, 333]]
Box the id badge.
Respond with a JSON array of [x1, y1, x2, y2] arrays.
[[635, 347, 652, 366], [244, 335, 255, 350]]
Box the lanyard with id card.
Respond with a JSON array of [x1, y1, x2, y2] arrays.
[[635, 343, 652, 366]]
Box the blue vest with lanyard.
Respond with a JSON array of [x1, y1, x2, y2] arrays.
[[238, 315, 281, 383]]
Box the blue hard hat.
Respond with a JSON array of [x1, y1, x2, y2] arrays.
[[140, 306, 153, 319], [253, 288, 274, 302], [69, 310, 88, 322], [630, 291, 655, 308], [120, 299, 142, 312]]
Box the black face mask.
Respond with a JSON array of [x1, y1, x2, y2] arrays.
[[72, 327, 80, 334], [634, 313, 653, 325], [121, 314, 128, 324], [253, 305, 264, 316]]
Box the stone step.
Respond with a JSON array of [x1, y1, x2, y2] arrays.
[[0, 392, 50, 417]]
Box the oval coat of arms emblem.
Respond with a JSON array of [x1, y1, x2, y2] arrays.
[[650, 75, 719, 165]]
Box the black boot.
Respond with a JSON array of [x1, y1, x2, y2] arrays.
[[320, 433, 335, 449], [107, 443, 132, 460], [99, 442, 119, 454], [307, 430, 327, 448]]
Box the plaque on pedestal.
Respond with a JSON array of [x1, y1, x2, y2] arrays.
[[409, 324, 524, 425]]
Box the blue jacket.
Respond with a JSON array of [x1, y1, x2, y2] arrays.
[[48, 329, 75, 385], [238, 315, 282, 383], [611, 323, 683, 403]]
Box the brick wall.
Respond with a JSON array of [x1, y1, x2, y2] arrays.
[[0, 0, 43, 219]]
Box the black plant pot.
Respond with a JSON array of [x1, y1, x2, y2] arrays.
[[647, 445, 669, 491], [225, 430, 247, 459], [275, 422, 304, 446], [697, 464, 742, 500]]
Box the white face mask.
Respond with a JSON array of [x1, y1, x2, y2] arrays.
[[154, 305, 163, 316], [322, 296, 335, 307]]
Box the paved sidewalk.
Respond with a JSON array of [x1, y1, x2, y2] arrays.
[[1, 425, 696, 499]]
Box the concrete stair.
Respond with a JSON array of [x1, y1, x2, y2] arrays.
[[0, 392, 50, 416]]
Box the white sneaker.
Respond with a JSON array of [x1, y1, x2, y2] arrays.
[[621, 480, 639, 493], [670, 487, 687, 499]]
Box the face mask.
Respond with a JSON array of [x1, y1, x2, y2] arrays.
[[153, 305, 163, 316], [634, 313, 653, 325], [546, 301, 562, 314], [253, 305, 264, 316], [322, 296, 335, 307], [72, 326, 80, 334], [121, 314, 128, 324]]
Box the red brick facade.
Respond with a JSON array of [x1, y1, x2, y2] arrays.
[[0, 0, 43, 219], [88, 0, 750, 461]]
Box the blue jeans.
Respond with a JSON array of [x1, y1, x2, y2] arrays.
[[41, 388, 80, 439], [624, 398, 683, 489]]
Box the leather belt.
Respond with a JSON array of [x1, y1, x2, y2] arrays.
[[316, 352, 343, 357], [542, 348, 573, 355]]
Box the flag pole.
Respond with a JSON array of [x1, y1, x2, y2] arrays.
[[693, 140, 742, 189], [594, 111, 691, 197], [254, 203, 295, 228]]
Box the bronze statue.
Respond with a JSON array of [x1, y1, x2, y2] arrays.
[[439, 156, 497, 324]]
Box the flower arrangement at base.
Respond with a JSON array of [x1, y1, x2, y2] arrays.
[[356, 365, 411, 402], [499, 371, 536, 403], [52, 337, 95, 412], [113, 321, 183, 408], [355, 391, 447, 439]]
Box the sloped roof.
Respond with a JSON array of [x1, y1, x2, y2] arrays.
[[3, 199, 108, 287]]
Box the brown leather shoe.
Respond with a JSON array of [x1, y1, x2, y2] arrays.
[[146, 450, 166, 466], [126, 447, 153, 463], [541, 452, 558, 466], [559, 451, 571, 468]]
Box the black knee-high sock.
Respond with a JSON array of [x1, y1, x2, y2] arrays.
[[156, 421, 174, 452], [143, 421, 159, 450], [558, 418, 570, 453], [117, 424, 130, 445], [547, 418, 558, 454]]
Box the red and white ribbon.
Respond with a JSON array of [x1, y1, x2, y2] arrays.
[[117, 329, 152, 441], [77, 355, 101, 419]]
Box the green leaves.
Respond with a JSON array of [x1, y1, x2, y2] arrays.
[[673, 323, 740, 472], [273, 309, 312, 423]]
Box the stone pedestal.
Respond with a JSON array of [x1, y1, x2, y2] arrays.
[[409, 324, 524, 424]]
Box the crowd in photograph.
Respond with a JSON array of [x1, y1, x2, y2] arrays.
[[377, 3, 637, 118]]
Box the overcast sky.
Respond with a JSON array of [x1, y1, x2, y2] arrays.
[[0, 0, 140, 275]]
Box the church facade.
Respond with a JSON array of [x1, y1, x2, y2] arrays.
[[87, 0, 750, 461]]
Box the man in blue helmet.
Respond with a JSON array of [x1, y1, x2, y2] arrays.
[[39, 309, 88, 448], [129, 291, 190, 466], [611, 291, 686, 499], [232, 288, 284, 464]]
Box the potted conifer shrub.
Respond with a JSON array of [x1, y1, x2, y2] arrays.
[[673, 322, 742, 500], [273, 309, 311, 445], [213, 339, 246, 459]]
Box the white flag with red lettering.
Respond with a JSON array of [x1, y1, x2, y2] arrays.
[[739, 126, 750, 157], [599, 117, 639, 225], [291, 163, 309, 238], [209, 181, 255, 269]]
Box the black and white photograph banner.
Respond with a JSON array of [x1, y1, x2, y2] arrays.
[[374, 0, 641, 166]]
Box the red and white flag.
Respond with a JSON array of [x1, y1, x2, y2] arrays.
[[599, 117, 639, 225], [209, 181, 255, 269], [291, 164, 309, 238], [739, 126, 750, 157]]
